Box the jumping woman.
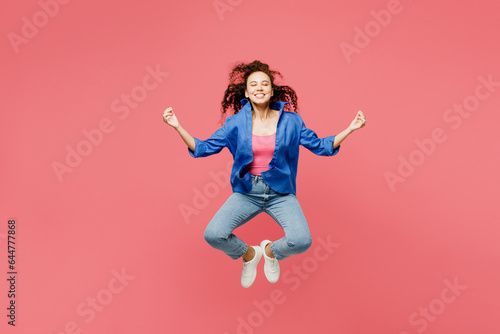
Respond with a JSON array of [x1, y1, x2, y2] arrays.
[[163, 60, 366, 288]]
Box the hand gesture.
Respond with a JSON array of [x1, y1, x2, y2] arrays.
[[163, 107, 180, 129], [348, 111, 366, 132]]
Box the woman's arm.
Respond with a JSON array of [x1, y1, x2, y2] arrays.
[[333, 127, 354, 150], [163, 107, 196, 152], [333, 111, 366, 149], [175, 125, 196, 153]]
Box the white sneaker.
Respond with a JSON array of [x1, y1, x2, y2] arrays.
[[241, 246, 263, 288], [260, 240, 280, 283]]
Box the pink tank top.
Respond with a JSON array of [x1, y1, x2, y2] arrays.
[[249, 132, 276, 175]]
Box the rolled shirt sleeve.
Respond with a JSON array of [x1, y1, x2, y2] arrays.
[[299, 118, 340, 156], [188, 125, 228, 158]]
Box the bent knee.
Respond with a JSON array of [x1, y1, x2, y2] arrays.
[[203, 229, 218, 246], [203, 226, 226, 246], [288, 236, 312, 254]]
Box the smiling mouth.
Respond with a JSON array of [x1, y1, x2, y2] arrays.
[[255, 93, 265, 98]]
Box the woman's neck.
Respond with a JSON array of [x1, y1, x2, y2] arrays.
[[251, 103, 273, 121]]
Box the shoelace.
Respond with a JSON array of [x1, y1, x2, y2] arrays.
[[266, 256, 279, 272]]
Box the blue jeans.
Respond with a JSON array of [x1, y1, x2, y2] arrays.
[[203, 174, 312, 260]]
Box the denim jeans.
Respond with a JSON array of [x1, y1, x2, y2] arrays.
[[203, 174, 312, 260]]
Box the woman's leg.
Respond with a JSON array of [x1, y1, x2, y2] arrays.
[[264, 192, 312, 261], [203, 182, 265, 259]]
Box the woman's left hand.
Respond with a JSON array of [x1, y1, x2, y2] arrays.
[[348, 111, 366, 132]]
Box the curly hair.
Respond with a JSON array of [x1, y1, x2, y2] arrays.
[[218, 60, 299, 125]]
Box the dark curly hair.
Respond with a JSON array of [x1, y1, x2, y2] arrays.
[[218, 60, 299, 125]]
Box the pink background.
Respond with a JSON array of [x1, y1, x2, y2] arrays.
[[2, 0, 499, 333]]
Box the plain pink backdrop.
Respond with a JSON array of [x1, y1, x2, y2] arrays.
[[1, 0, 499, 333]]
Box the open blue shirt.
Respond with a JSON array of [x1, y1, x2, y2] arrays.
[[188, 98, 340, 195]]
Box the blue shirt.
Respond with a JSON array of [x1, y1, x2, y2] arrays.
[[188, 98, 340, 195]]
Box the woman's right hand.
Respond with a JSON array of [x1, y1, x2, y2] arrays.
[[163, 107, 180, 129]]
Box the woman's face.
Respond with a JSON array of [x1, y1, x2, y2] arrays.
[[245, 71, 274, 106]]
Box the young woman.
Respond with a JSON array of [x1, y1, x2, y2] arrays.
[[163, 60, 366, 288]]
